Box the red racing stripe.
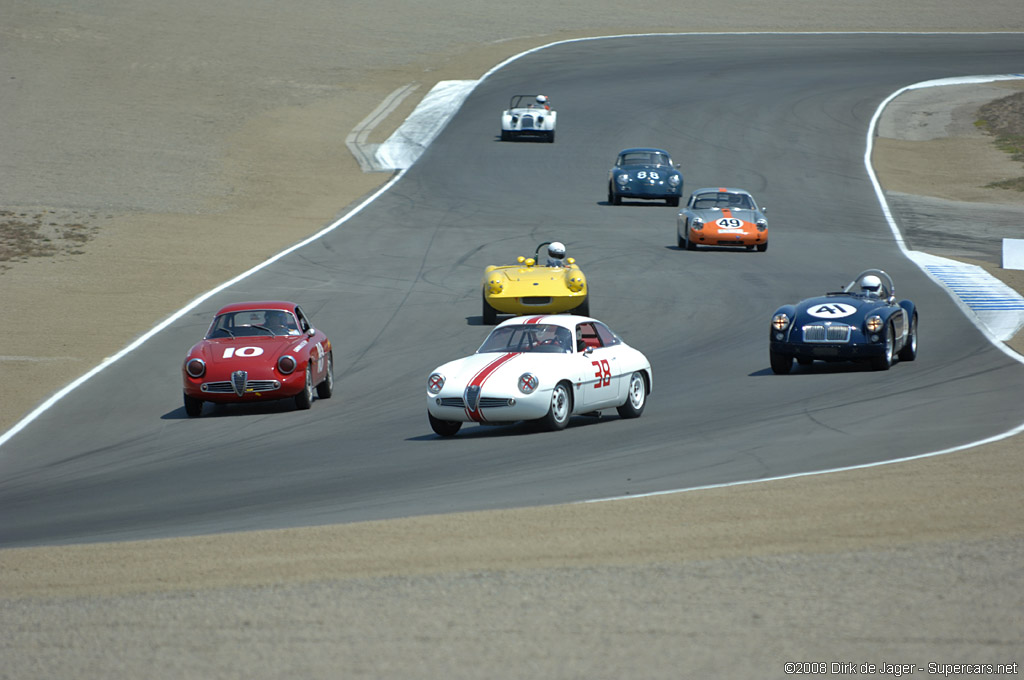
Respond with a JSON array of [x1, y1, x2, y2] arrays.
[[464, 352, 521, 422]]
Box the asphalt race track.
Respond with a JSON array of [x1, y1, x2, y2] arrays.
[[2, 33, 1024, 547]]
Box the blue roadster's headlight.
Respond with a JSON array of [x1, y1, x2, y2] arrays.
[[772, 313, 790, 331], [865, 315, 884, 333]]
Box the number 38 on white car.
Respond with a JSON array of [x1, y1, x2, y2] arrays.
[[426, 314, 652, 437]]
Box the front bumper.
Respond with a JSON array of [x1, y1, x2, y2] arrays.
[[426, 389, 552, 423], [618, 183, 680, 199], [687, 230, 765, 247], [770, 341, 887, 360], [486, 293, 586, 315], [183, 370, 306, 403]]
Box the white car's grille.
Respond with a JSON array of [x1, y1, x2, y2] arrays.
[[802, 325, 851, 343], [520, 115, 535, 129], [437, 397, 513, 408]]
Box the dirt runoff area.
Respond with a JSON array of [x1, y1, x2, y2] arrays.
[[2, 1, 1024, 678]]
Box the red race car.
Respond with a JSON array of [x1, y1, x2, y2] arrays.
[[182, 301, 333, 417]]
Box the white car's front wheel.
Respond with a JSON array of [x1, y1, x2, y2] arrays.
[[540, 382, 572, 431], [616, 371, 647, 419]]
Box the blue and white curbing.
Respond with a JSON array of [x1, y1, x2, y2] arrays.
[[909, 250, 1024, 342]]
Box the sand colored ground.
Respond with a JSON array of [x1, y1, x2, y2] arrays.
[[1, 1, 1023, 677]]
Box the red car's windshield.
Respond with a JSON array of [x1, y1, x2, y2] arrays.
[[207, 310, 301, 338]]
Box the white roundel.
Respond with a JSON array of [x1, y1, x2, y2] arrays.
[[807, 302, 857, 318]]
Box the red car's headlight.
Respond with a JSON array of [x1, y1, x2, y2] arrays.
[[278, 355, 297, 374], [185, 358, 206, 378]]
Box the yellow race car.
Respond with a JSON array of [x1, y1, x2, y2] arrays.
[[481, 242, 589, 324]]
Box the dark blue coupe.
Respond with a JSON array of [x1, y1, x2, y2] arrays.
[[769, 269, 918, 374], [607, 148, 683, 206]]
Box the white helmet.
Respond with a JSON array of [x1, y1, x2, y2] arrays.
[[536, 95, 548, 105], [547, 241, 566, 261], [860, 274, 882, 296]]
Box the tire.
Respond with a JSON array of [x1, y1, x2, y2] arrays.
[[898, 312, 918, 362], [183, 393, 203, 417], [574, 296, 590, 317], [770, 349, 793, 375], [666, 197, 679, 207], [500, 130, 510, 141], [797, 356, 814, 366], [429, 412, 462, 437], [871, 322, 895, 371], [677, 232, 685, 249], [540, 382, 572, 431], [685, 232, 696, 251], [482, 292, 498, 325], [294, 363, 314, 409], [756, 241, 768, 252], [608, 184, 621, 205], [547, 130, 555, 143], [616, 371, 647, 419], [316, 351, 334, 399]]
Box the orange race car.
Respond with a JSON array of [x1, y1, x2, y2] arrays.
[[676, 187, 768, 252]]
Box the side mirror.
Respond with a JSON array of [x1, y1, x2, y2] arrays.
[[583, 346, 594, 357], [307, 328, 316, 337], [761, 206, 767, 214]]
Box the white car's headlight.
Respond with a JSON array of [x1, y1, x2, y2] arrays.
[[772, 313, 790, 331], [518, 373, 539, 394], [427, 373, 445, 394], [616, 173, 630, 185], [865, 315, 884, 333]]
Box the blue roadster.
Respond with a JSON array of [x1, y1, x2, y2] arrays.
[[769, 269, 918, 373]]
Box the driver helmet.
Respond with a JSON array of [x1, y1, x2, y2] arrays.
[[547, 241, 566, 262], [265, 310, 293, 330], [860, 274, 883, 297], [536, 94, 549, 107]]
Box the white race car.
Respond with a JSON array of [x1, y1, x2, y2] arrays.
[[426, 314, 652, 437], [500, 94, 556, 143]]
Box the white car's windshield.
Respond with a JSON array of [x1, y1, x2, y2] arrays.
[[478, 324, 573, 354]]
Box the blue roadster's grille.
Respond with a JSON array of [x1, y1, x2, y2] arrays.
[[802, 324, 851, 343], [202, 380, 281, 393]]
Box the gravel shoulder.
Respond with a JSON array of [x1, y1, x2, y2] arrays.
[[2, 2, 1023, 677]]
